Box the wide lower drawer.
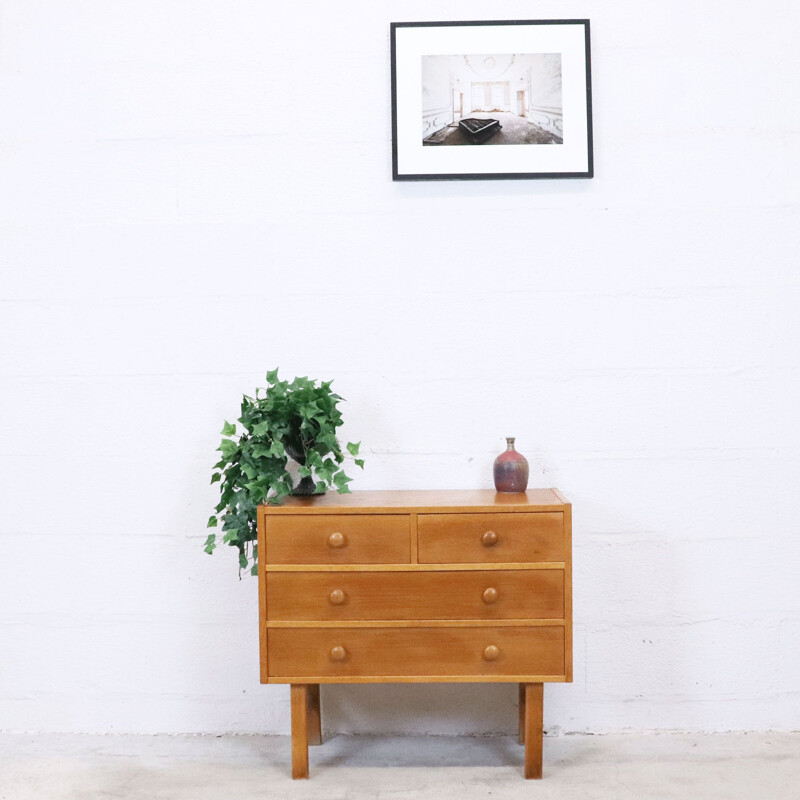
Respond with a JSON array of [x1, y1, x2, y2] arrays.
[[417, 513, 564, 564], [268, 626, 565, 679], [267, 570, 565, 620], [265, 514, 411, 564]]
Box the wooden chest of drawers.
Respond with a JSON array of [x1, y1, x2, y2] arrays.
[[257, 489, 572, 779]]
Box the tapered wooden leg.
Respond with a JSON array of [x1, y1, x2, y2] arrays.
[[290, 684, 309, 779], [307, 683, 322, 746], [523, 683, 543, 779], [518, 683, 526, 744]]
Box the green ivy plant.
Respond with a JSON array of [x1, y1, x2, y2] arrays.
[[204, 369, 363, 574]]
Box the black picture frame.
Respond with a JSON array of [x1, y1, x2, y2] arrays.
[[391, 20, 593, 181]]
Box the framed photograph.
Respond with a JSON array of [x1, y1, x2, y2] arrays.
[[391, 20, 593, 181]]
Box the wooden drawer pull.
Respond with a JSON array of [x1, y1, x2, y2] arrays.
[[481, 530, 498, 546], [327, 532, 346, 548], [329, 589, 346, 605], [483, 645, 500, 661], [329, 645, 347, 662], [482, 587, 499, 604]]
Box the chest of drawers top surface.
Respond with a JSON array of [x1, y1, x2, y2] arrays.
[[261, 488, 567, 514]]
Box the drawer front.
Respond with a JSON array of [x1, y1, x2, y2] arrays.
[[268, 626, 565, 678], [265, 515, 410, 564], [418, 513, 564, 564], [267, 570, 564, 621]]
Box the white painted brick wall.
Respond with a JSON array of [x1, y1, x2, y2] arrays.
[[1, 0, 798, 735]]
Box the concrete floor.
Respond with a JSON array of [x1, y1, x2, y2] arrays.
[[0, 732, 797, 799], [423, 112, 562, 146]]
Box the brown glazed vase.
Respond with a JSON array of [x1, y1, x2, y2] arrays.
[[493, 437, 529, 493]]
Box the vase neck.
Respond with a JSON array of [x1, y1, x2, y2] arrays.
[[506, 437, 516, 451]]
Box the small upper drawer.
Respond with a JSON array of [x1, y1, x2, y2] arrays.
[[265, 514, 411, 564], [417, 513, 564, 564]]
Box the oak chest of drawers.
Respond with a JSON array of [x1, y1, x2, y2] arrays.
[[257, 489, 572, 779]]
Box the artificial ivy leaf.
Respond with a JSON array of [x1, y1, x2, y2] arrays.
[[239, 551, 248, 570], [346, 441, 361, 456], [207, 516, 218, 527], [252, 421, 270, 437], [210, 472, 221, 484], [333, 471, 352, 491], [266, 368, 279, 384], [268, 440, 285, 458], [203, 533, 216, 554], [219, 439, 239, 458], [221, 420, 236, 436], [250, 444, 272, 459], [355, 459, 365, 469], [250, 564, 258, 576]]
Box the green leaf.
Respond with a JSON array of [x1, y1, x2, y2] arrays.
[[203, 533, 216, 554], [250, 444, 273, 459], [252, 421, 271, 437], [333, 471, 352, 491], [346, 441, 360, 456], [221, 420, 236, 436], [250, 564, 258, 576], [266, 368, 279, 384], [239, 551, 248, 569], [207, 515, 218, 527], [210, 472, 221, 484], [355, 459, 365, 469], [268, 440, 285, 458], [219, 438, 239, 458], [315, 466, 332, 483]]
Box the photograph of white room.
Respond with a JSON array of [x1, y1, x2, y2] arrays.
[[421, 53, 563, 146]]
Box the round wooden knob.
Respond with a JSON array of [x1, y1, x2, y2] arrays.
[[482, 587, 499, 604], [328, 531, 345, 548], [483, 645, 500, 661], [329, 645, 347, 662], [481, 530, 498, 547], [329, 589, 346, 605]]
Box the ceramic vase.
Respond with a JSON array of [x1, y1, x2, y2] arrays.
[[493, 437, 529, 493]]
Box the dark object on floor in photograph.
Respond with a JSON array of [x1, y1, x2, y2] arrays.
[[493, 437, 529, 492], [458, 117, 501, 143]]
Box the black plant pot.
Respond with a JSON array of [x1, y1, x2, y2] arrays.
[[283, 432, 326, 497], [291, 475, 321, 496]]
